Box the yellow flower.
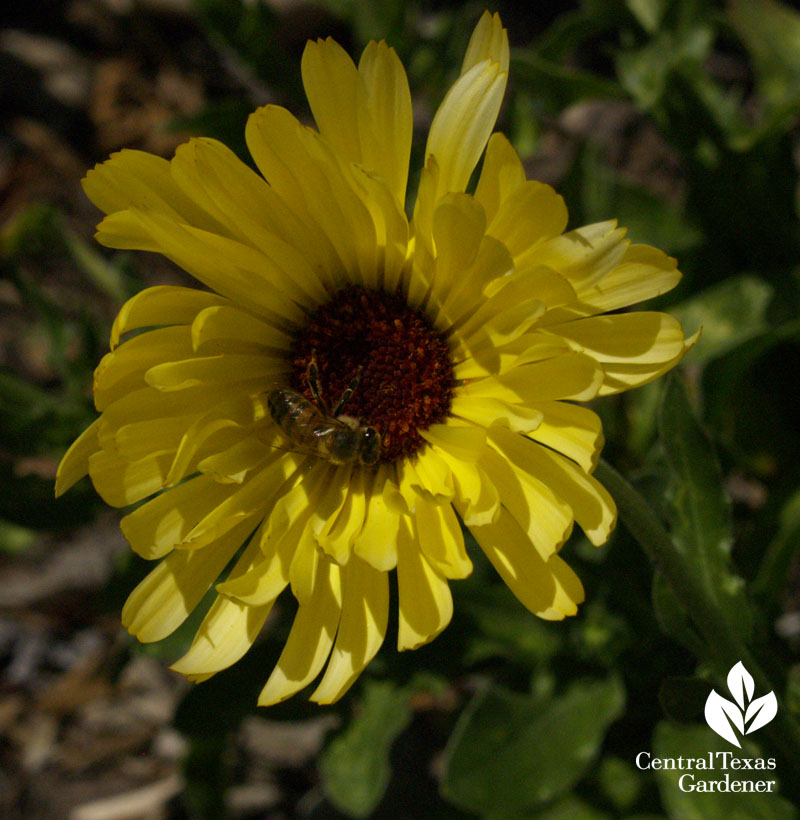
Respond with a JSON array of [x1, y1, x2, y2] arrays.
[[57, 12, 695, 705]]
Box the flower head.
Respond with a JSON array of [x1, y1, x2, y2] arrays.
[[57, 12, 695, 705]]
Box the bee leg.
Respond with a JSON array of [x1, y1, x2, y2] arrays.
[[332, 365, 363, 417], [306, 350, 329, 414]]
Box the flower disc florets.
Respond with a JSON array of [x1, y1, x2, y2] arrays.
[[289, 285, 455, 463]]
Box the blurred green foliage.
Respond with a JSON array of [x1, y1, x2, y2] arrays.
[[10, 0, 800, 817]]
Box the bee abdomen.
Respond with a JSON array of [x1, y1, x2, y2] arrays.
[[268, 389, 322, 444]]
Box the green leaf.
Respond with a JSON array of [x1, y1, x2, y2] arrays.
[[626, 0, 667, 33], [702, 318, 800, 438], [652, 722, 797, 820], [786, 665, 800, 718], [752, 488, 800, 607], [658, 376, 751, 639], [461, 584, 560, 667], [623, 816, 668, 820], [0, 519, 37, 553], [670, 276, 774, 367], [729, 0, 800, 114], [596, 755, 642, 810], [61, 223, 132, 302], [615, 26, 713, 110], [323, 0, 406, 45], [319, 679, 412, 818], [441, 678, 625, 816], [519, 795, 611, 820], [658, 676, 712, 723], [512, 50, 624, 113], [574, 142, 701, 252], [651, 571, 703, 655]]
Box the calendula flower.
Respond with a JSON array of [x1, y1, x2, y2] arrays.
[[57, 12, 694, 705]]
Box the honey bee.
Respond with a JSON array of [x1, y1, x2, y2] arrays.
[[267, 356, 381, 466]]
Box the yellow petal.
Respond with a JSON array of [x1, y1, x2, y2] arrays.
[[317, 469, 368, 564], [597, 329, 700, 396], [421, 60, 507, 207], [303, 35, 413, 208], [452, 331, 567, 379], [434, 445, 500, 527], [98, 384, 227, 441], [419, 423, 487, 462], [94, 325, 194, 410], [122, 518, 255, 642], [216, 514, 299, 606], [469, 506, 564, 617], [426, 193, 486, 303], [95, 209, 303, 325], [419, 12, 508, 211], [407, 446, 455, 502], [529, 220, 628, 295], [170, 536, 278, 679], [120, 474, 234, 559], [414, 501, 472, 579], [358, 40, 413, 206], [174, 596, 273, 682], [83, 148, 225, 234], [88, 450, 173, 508], [114, 414, 198, 461], [145, 353, 284, 392], [352, 470, 401, 571], [396, 520, 452, 651], [110, 286, 227, 350], [168, 137, 339, 278], [311, 556, 389, 704], [191, 305, 292, 355], [245, 105, 378, 282], [433, 236, 513, 332], [487, 181, 567, 261], [490, 426, 616, 546], [345, 164, 410, 291], [181, 454, 300, 549], [474, 132, 526, 223], [197, 436, 271, 484], [537, 556, 585, 620], [571, 243, 681, 314], [288, 520, 321, 605], [302, 37, 365, 174], [486, 264, 577, 307], [527, 401, 604, 472], [165, 395, 268, 486], [307, 464, 351, 547], [55, 418, 100, 497], [479, 446, 573, 560], [461, 10, 510, 75], [181, 223, 328, 308], [460, 351, 603, 404], [258, 557, 343, 705], [454, 276, 546, 348], [547, 312, 686, 365], [450, 395, 544, 434]]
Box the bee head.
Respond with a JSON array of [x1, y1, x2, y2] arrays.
[[359, 427, 381, 466]]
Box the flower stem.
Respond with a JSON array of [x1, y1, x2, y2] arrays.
[[595, 459, 800, 772]]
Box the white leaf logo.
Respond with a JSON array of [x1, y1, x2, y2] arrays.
[[745, 692, 778, 735], [704, 661, 778, 747], [727, 661, 754, 709], [705, 690, 745, 747]]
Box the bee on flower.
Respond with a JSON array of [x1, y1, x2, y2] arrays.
[[57, 12, 695, 705]]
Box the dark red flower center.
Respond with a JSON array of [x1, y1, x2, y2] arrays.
[[289, 286, 455, 463]]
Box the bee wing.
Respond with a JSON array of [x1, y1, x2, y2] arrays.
[[310, 422, 342, 438], [260, 426, 315, 458]]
